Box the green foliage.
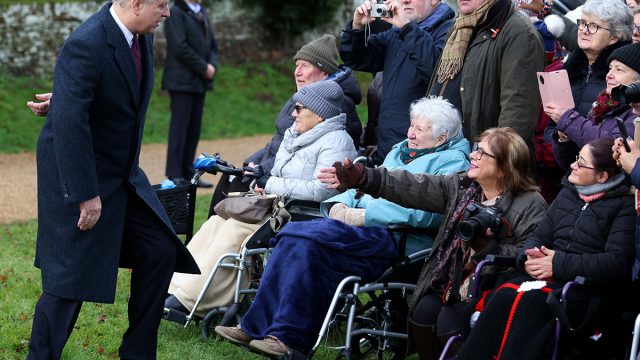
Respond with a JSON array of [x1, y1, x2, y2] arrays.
[[239, 0, 348, 40], [0, 62, 295, 154]]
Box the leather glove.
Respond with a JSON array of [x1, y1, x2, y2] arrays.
[[333, 160, 367, 192], [256, 174, 271, 188]]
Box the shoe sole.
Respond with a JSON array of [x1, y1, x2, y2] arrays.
[[214, 328, 250, 346], [249, 341, 287, 357]]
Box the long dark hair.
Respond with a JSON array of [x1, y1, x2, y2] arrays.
[[587, 138, 621, 177]]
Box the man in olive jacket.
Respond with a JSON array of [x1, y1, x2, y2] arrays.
[[162, 0, 218, 186], [29, 1, 199, 358], [429, 0, 544, 147]]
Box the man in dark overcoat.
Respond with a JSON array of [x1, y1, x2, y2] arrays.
[[28, 0, 199, 359], [162, 0, 218, 187]]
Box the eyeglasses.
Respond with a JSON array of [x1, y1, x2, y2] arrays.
[[574, 155, 596, 170], [294, 104, 307, 114], [634, 24, 640, 34], [576, 19, 612, 34], [472, 144, 496, 160]]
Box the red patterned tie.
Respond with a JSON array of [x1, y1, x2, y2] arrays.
[[131, 35, 142, 83]]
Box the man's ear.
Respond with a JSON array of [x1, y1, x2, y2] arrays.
[[132, 0, 144, 15], [431, 0, 440, 7]]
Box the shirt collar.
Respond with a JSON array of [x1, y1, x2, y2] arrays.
[[186, 1, 201, 14], [110, 3, 135, 47]]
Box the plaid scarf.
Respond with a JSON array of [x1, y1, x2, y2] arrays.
[[436, 0, 499, 83]]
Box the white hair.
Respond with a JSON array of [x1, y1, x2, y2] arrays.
[[582, 0, 633, 41], [409, 96, 462, 142]]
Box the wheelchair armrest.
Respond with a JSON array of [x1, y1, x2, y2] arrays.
[[284, 199, 321, 221]]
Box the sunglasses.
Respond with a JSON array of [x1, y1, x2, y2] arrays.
[[294, 104, 307, 114]]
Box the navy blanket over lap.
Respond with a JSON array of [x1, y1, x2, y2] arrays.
[[241, 218, 398, 353]]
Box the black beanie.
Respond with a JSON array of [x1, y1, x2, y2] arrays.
[[608, 43, 640, 74]]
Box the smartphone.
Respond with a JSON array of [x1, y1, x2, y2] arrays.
[[616, 117, 631, 152], [537, 70, 575, 109]]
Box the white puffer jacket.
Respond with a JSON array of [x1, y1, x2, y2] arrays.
[[265, 113, 357, 202]]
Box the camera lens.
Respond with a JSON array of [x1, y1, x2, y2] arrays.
[[375, 7, 383, 14], [457, 220, 479, 241]]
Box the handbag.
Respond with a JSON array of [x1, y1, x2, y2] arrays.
[[214, 192, 290, 229]]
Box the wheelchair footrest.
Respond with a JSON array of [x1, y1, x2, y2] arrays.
[[162, 307, 188, 326]]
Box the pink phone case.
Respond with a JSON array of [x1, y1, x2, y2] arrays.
[[538, 70, 575, 109]]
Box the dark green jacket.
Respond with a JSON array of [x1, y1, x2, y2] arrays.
[[430, 11, 545, 143]]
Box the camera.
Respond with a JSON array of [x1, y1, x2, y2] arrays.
[[369, 0, 392, 18], [611, 82, 640, 105], [456, 203, 502, 241]]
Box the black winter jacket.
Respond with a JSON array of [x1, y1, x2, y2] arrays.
[[518, 180, 635, 283]]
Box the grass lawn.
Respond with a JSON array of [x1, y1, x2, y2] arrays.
[[0, 194, 363, 359]]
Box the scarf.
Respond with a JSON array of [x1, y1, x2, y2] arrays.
[[575, 173, 626, 197], [590, 91, 621, 124], [436, 0, 498, 83], [430, 182, 483, 300], [398, 140, 448, 164]]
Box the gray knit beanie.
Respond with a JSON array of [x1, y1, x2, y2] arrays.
[[294, 34, 339, 75], [293, 80, 343, 120]]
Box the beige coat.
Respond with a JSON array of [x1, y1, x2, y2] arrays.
[[169, 215, 266, 317]]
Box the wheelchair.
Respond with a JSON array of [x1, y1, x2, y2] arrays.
[[159, 153, 324, 339], [281, 228, 435, 360], [439, 255, 638, 360]]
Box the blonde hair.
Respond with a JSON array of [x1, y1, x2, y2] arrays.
[[478, 128, 538, 194]]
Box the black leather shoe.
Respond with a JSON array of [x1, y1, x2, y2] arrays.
[[196, 179, 213, 188]]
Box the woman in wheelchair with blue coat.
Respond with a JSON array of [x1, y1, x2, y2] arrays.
[[326, 127, 549, 360], [456, 138, 636, 360], [214, 96, 471, 357], [165, 80, 357, 318]]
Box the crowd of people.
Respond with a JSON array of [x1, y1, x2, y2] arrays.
[[24, 0, 640, 359]]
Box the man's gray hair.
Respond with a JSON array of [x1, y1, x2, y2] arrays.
[[582, 0, 633, 41], [409, 96, 462, 142]]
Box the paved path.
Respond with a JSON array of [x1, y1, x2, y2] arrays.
[[0, 135, 271, 224]]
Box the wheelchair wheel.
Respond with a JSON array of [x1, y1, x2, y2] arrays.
[[201, 308, 226, 340]]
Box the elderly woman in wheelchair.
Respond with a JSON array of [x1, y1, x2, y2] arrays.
[[164, 80, 357, 318], [327, 127, 549, 360], [214, 96, 471, 357], [455, 138, 636, 360]]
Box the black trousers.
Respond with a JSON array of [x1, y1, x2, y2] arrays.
[[27, 194, 177, 360], [165, 91, 206, 180]]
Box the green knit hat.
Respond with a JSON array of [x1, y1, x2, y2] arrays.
[[294, 34, 339, 75]]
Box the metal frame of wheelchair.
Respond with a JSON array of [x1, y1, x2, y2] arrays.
[[162, 197, 323, 340], [296, 247, 431, 360]]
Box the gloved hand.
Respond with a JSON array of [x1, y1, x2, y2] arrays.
[[256, 174, 271, 188], [333, 160, 367, 192], [242, 164, 265, 183]]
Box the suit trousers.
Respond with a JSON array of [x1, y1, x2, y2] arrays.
[[165, 91, 206, 180], [27, 193, 177, 360]]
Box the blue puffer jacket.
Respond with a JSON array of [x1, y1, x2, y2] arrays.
[[320, 135, 470, 255], [340, 3, 455, 159]]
